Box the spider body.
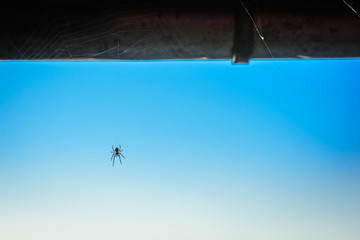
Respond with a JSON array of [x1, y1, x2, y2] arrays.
[[111, 145, 126, 166]]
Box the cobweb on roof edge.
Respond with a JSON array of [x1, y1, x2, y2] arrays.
[[0, 1, 162, 60]]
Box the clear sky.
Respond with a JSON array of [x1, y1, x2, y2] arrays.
[[0, 59, 359, 240]]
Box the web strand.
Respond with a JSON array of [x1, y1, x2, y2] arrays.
[[342, 0, 360, 18], [239, 0, 275, 59]]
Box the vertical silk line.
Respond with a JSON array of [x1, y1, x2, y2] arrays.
[[254, 0, 264, 34]]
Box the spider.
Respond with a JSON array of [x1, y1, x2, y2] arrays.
[[111, 145, 126, 166]]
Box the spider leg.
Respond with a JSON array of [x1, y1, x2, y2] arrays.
[[111, 155, 116, 166], [112, 145, 114, 151], [120, 153, 126, 159], [118, 155, 122, 165]]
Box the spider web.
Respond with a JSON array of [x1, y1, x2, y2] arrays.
[[0, 0, 235, 60], [1, 1, 163, 60]]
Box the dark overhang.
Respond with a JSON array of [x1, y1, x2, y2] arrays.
[[1, 0, 359, 63]]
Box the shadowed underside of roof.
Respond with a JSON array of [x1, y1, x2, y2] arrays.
[[1, 0, 359, 63]]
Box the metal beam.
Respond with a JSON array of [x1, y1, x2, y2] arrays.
[[0, 0, 359, 63]]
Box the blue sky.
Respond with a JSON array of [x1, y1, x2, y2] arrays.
[[0, 59, 360, 240]]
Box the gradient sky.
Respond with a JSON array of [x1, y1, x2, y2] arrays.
[[0, 59, 360, 240]]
